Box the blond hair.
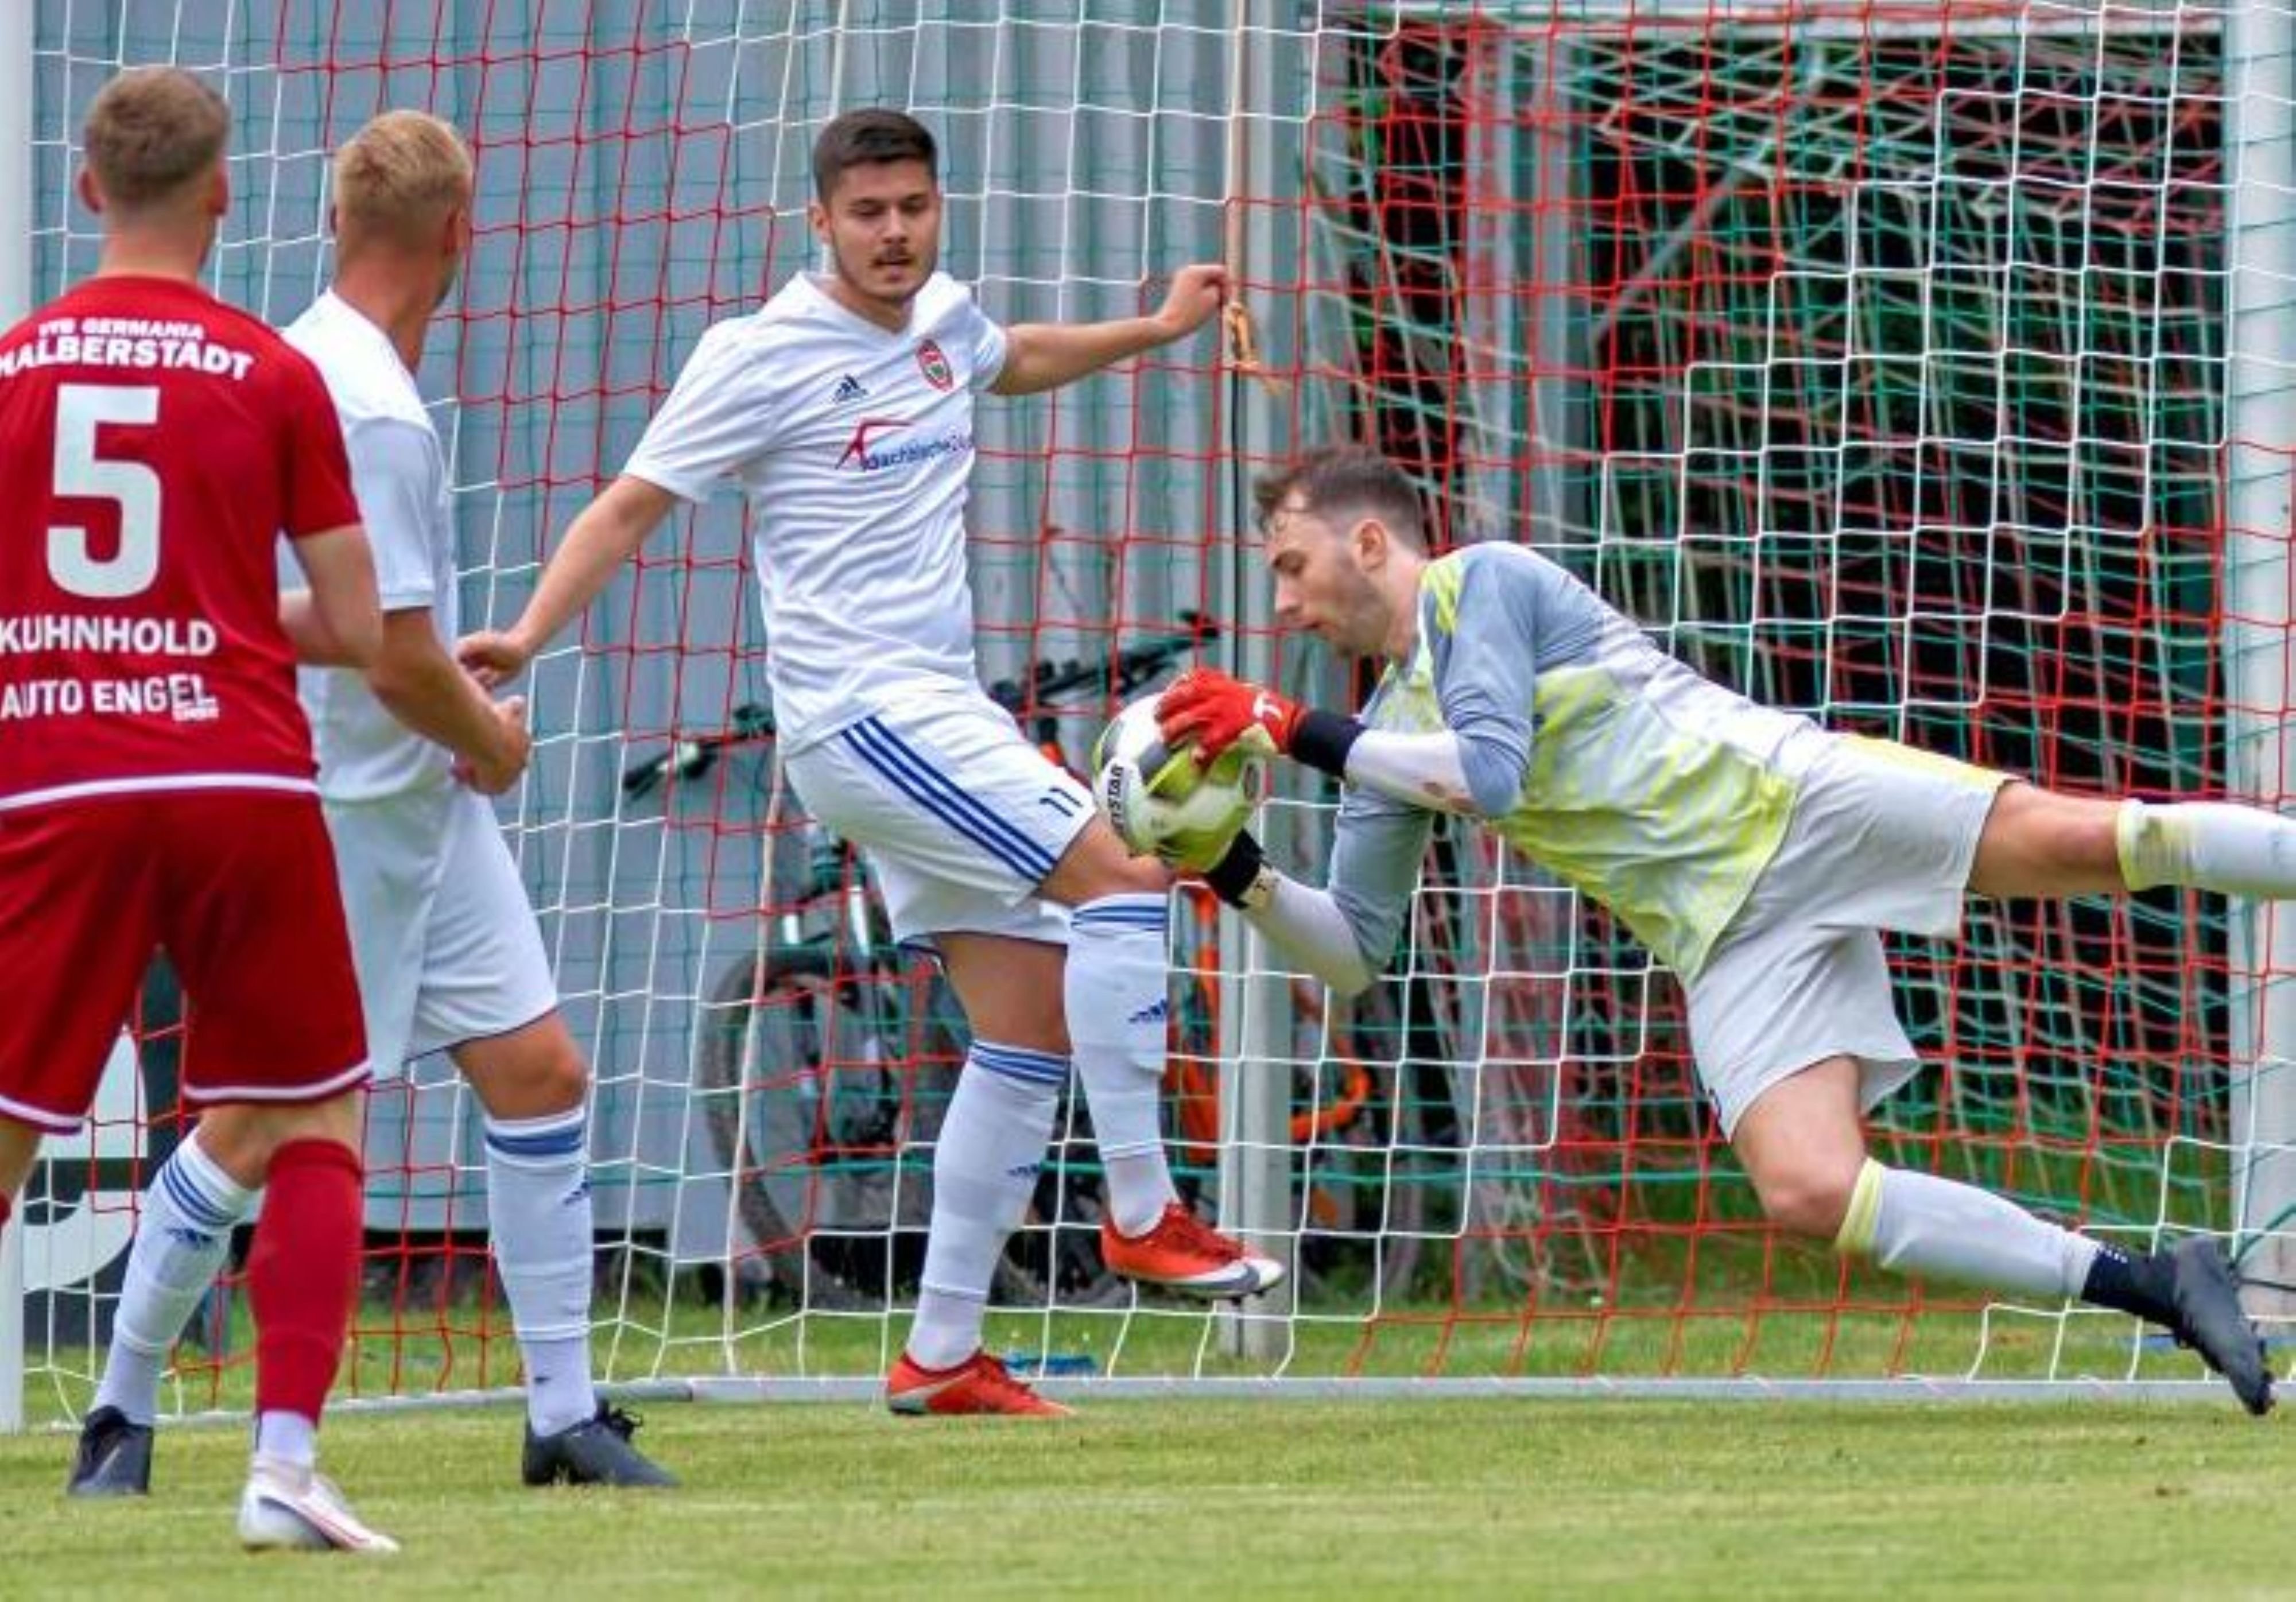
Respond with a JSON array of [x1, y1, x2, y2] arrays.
[[83, 67, 230, 211], [332, 110, 474, 252]]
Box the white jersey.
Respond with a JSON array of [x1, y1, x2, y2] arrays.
[[285, 291, 458, 802], [622, 270, 1006, 751]]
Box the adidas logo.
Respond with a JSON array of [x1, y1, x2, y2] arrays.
[[1128, 996, 1170, 1026], [1006, 1161, 1043, 1181], [831, 373, 868, 405]]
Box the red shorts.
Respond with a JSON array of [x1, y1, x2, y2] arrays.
[[0, 788, 370, 1132]]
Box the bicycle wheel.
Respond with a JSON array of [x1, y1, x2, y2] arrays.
[[697, 945, 1053, 1311], [696, 944, 925, 1310]]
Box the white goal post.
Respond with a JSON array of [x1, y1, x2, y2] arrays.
[[2, 0, 34, 1437]]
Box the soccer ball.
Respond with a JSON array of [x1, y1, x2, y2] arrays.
[[1092, 691, 1269, 869]]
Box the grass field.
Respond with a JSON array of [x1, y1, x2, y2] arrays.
[[2, 1397, 2283, 1596]]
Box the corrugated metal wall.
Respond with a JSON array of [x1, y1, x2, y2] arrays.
[[30, 1, 1343, 1244]]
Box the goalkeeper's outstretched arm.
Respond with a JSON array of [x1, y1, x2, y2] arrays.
[[1200, 792, 1434, 999]]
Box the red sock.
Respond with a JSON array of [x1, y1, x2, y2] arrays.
[[248, 1137, 362, 1423]]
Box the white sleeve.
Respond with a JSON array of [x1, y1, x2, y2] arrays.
[[1242, 873, 1379, 998], [622, 324, 784, 502], [340, 417, 444, 612], [961, 292, 1008, 392], [1343, 729, 1477, 815]]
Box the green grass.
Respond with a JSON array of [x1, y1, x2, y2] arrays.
[[2, 1398, 2285, 1596]]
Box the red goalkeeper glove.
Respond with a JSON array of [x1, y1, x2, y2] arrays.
[[1157, 668, 1303, 762], [1157, 668, 1364, 779]]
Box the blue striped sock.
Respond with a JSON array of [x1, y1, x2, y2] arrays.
[[484, 1107, 597, 1436], [96, 1132, 255, 1424], [909, 1045, 1065, 1370], [1066, 894, 1178, 1236]]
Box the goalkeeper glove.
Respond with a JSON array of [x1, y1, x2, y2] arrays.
[[1157, 668, 1301, 760], [1157, 668, 1364, 779]]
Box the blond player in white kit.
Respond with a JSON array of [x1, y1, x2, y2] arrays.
[[460, 108, 1279, 1416], [73, 112, 674, 1490]]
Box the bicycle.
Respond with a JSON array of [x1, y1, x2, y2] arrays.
[[631, 620, 1179, 1308]]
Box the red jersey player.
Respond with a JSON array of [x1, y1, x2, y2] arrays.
[[0, 68, 397, 1553]]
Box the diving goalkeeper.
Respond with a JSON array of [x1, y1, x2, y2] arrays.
[[1146, 444, 2279, 1414]]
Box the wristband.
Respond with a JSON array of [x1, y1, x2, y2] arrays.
[[1289, 707, 1363, 780], [1203, 829, 1278, 911]]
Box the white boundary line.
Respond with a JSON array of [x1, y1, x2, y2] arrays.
[[29, 1374, 2241, 1434]]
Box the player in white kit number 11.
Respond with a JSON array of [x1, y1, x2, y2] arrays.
[[460, 108, 1281, 1416]]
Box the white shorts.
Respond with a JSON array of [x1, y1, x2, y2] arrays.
[[784, 688, 1091, 949], [1686, 734, 2011, 1137], [323, 783, 560, 1075]]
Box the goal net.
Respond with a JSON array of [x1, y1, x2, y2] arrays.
[[8, 0, 2292, 1420]]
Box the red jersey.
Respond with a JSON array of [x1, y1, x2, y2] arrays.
[[0, 275, 360, 810]]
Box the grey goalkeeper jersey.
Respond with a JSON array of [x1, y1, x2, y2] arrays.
[[1331, 542, 1821, 980]]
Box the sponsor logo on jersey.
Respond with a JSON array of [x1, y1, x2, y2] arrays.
[[916, 338, 953, 391], [835, 413, 974, 473], [831, 373, 868, 405], [0, 318, 257, 382], [837, 416, 910, 468]]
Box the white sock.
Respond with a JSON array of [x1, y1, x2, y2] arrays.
[[2118, 800, 2296, 898], [1066, 894, 1179, 1238], [254, 1410, 317, 1470], [907, 1044, 1065, 1371], [96, 1131, 257, 1425], [483, 1107, 598, 1437], [1836, 1159, 2097, 1301]]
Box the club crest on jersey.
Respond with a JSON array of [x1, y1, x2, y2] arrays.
[[916, 338, 953, 391]]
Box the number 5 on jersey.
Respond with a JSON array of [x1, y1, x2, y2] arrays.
[[49, 382, 161, 599]]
